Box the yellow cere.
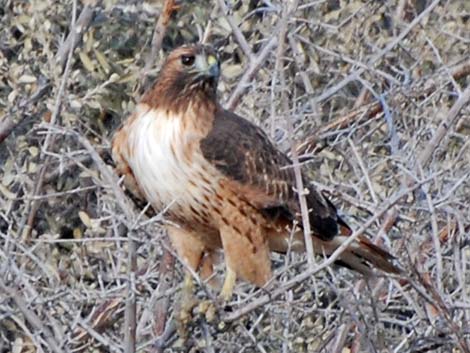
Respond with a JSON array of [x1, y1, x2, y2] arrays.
[[207, 55, 217, 66]]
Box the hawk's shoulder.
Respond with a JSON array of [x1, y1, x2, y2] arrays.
[[200, 109, 290, 186]]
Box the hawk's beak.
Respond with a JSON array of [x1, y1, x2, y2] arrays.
[[195, 54, 220, 79], [206, 54, 220, 78]]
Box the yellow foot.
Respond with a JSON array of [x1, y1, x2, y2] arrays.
[[196, 300, 217, 323], [219, 267, 237, 302]]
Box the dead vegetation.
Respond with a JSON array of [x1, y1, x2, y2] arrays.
[[1, 0, 469, 352]]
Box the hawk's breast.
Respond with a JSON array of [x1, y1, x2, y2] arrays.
[[124, 105, 222, 229]]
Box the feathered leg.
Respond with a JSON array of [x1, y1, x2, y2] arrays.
[[218, 202, 272, 301], [167, 226, 214, 336]]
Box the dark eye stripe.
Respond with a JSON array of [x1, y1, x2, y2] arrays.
[[181, 54, 195, 66]]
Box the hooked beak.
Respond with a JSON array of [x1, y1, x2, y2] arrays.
[[194, 53, 220, 79]]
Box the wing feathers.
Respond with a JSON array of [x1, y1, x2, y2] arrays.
[[200, 108, 342, 240]]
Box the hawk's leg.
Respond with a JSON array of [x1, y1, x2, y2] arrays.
[[179, 271, 196, 324], [218, 206, 272, 301], [167, 226, 213, 337]]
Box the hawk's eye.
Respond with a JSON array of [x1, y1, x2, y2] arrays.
[[181, 54, 195, 66]]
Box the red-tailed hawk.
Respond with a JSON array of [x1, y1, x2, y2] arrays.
[[112, 44, 398, 300]]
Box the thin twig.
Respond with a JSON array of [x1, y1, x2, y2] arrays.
[[72, 298, 121, 343], [73, 318, 122, 352], [347, 138, 379, 205], [124, 237, 138, 353], [22, 0, 78, 240], [75, 134, 137, 220], [328, 323, 352, 353], [55, 3, 95, 71], [415, 85, 470, 170], [275, 1, 315, 267], [201, 4, 219, 44], [0, 81, 51, 145], [420, 171, 443, 293], [150, 240, 175, 353], [0, 282, 63, 353], [141, 0, 178, 91], [287, 35, 316, 111], [312, 0, 442, 104], [226, 35, 278, 110], [217, 0, 253, 59]]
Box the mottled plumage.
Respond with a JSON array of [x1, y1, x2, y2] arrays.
[[112, 44, 399, 300]]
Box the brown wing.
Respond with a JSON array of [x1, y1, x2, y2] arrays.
[[200, 109, 350, 240]]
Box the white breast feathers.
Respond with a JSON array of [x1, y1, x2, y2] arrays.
[[124, 105, 220, 216]]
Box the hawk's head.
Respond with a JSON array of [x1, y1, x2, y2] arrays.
[[143, 44, 221, 112], [166, 44, 220, 88]]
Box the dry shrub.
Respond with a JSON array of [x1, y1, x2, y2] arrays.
[[0, 1, 469, 352]]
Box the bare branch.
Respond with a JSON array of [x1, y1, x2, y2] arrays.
[[416, 85, 470, 169], [124, 238, 138, 353], [313, 0, 442, 104], [0, 81, 51, 145], [0, 282, 63, 353], [150, 241, 175, 353], [22, 0, 79, 243], [274, 1, 315, 268], [226, 35, 278, 110], [141, 0, 179, 90], [216, 0, 253, 59], [55, 3, 95, 71]]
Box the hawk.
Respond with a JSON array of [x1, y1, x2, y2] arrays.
[[112, 44, 398, 300]]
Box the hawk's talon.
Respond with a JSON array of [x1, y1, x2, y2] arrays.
[[175, 272, 198, 339], [196, 300, 217, 323]]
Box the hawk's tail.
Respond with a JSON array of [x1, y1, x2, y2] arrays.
[[266, 218, 401, 275], [313, 234, 401, 275]]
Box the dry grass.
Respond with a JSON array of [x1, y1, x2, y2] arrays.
[[1, 0, 469, 352]]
